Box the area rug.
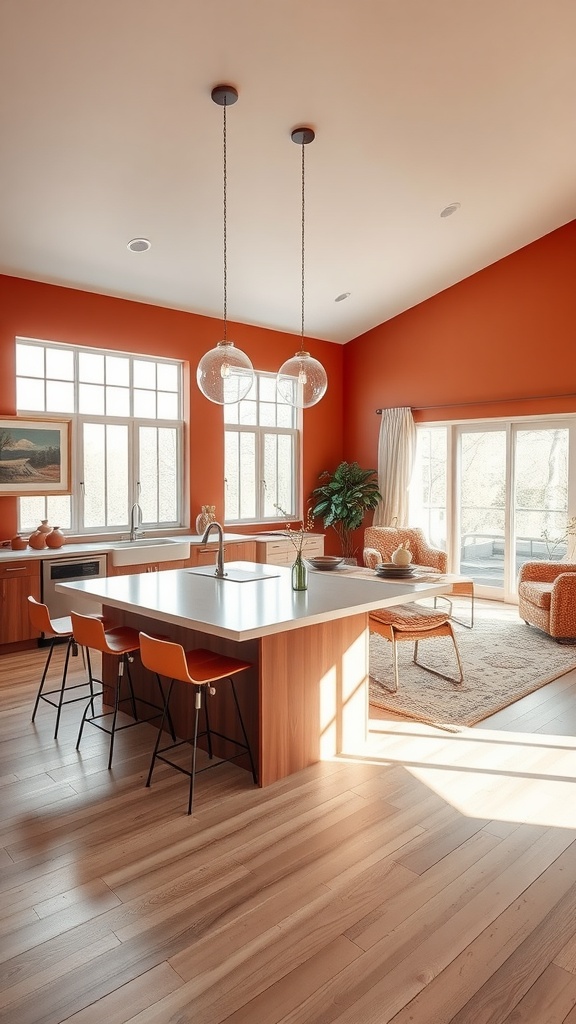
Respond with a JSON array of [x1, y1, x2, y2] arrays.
[[369, 605, 576, 727]]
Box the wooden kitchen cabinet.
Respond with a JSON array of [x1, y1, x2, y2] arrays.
[[0, 559, 41, 648], [254, 534, 324, 566], [183, 539, 257, 569], [107, 558, 188, 577]]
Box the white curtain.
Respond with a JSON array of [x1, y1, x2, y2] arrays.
[[373, 407, 416, 527]]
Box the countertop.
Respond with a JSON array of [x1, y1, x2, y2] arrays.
[[0, 532, 261, 563], [56, 561, 451, 642]]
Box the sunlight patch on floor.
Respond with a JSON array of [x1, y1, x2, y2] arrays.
[[341, 720, 576, 829]]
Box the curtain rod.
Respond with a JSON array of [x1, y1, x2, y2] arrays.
[[375, 392, 576, 414]]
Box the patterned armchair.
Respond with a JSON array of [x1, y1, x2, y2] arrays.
[[518, 561, 576, 641], [363, 526, 447, 572]]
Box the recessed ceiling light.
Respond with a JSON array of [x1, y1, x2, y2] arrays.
[[440, 203, 461, 219], [335, 292, 350, 302], [127, 238, 151, 252]]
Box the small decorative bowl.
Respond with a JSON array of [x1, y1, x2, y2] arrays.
[[307, 555, 345, 571]]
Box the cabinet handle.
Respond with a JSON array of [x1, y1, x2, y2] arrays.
[[4, 566, 27, 572]]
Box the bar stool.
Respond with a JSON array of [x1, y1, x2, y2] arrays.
[[72, 611, 172, 770], [28, 596, 92, 739], [139, 632, 257, 815]]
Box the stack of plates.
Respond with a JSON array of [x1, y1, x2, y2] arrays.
[[375, 562, 417, 579]]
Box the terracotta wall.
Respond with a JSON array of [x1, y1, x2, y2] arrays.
[[3, 218, 575, 551], [0, 275, 344, 541], [343, 220, 576, 473]]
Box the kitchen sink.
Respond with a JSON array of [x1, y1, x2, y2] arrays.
[[110, 538, 190, 566]]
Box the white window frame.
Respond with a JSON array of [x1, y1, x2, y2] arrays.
[[16, 338, 185, 536], [411, 413, 576, 601], [224, 371, 301, 525]]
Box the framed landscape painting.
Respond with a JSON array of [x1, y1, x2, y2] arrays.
[[0, 417, 72, 495]]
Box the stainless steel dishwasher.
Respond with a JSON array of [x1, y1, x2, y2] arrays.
[[42, 554, 107, 618]]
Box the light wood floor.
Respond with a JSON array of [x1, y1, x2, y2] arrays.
[[2, 612, 576, 1024]]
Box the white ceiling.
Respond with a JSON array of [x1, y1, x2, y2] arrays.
[[1, 0, 576, 345]]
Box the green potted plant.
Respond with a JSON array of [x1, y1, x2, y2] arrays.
[[310, 461, 382, 561]]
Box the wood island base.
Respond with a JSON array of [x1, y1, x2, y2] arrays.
[[102, 605, 369, 788]]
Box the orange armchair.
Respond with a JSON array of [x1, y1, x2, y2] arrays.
[[363, 526, 447, 573], [518, 561, 576, 641]]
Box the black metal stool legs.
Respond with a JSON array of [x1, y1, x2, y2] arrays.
[[32, 636, 87, 739], [145, 672, 257, 816], [188, 685, 202, 816]]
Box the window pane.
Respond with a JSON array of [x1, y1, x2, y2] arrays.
[[134, 388, 156, 418], [157, 363, 178, 391], [157, 391, 178, 420], [158, 428, 177, 522], [240, 434, 256, 519], [263, 433, 295, 516], [410, 427, 447, 550], [105, 355, 129, 387], [134, 359, 156, 389], [224, 433, 240, 520], [224, 402, 240, 426], [259, 402, 276, 427], [46, 380, 74, 413], [83, 424, 106, 527], [139, 427, 158, 522], [277, 403, 294, 428], [106, 385, 130, 416], [47, 495, 72, 530], [107, 426, 129, 526], [277, 434, 294, 514], [16, 343, 45, 378], [259, 376, 277, 403], [46, 347, 74, 380], [19, 496, 48, 533], [79, 351, 104, 383], [79, 383, 105, 415], [17, 377, 45, 410], [239, 401, 257, 426], [515, 428, 569, 565]]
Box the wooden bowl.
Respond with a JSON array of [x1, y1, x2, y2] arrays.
[[307, 555, 345, 571]]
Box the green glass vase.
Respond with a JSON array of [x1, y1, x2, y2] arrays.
[[291, 553, 308, 591]]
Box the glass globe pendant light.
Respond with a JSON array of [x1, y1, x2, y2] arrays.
[[196, 85, 254, 405], [276, 127, 327, 409]]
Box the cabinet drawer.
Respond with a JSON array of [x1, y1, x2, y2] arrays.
[[0, 560, 40, 580], [301, 537, 324, 558]]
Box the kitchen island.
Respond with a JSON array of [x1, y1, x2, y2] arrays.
[[58, 562, 450, 786]]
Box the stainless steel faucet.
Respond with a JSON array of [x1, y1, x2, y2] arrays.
[[129, 502, 143, 541], [201, 520, 225, 577]]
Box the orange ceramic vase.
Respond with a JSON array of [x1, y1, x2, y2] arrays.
[[46, 527, 65, 548], [10, 534, 28, 551], [29, 520, 52, 550]]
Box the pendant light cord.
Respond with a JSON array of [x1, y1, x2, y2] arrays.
[[222, 99, 228, 343], [300, 140, 305, 346]]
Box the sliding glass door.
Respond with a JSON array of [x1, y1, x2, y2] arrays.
[[411, 417, 575, 602], [457, 427, 507, 592]]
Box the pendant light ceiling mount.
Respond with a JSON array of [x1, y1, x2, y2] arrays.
[[211, 84, 238, 107], [276, 125, 327, 409], [196, 83, 254, 405]]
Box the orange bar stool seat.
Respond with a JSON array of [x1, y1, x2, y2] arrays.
[[28, 596, 93, 739], [139, 632, 257, 815], [72, 611, 173, 770]]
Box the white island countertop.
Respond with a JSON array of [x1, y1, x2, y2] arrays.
[[57, 561, 451, 642]]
